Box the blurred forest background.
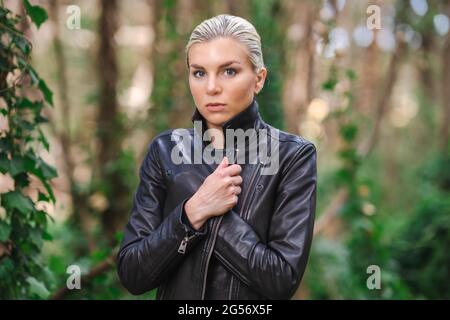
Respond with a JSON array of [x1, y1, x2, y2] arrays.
[[1, 0, 449, 299]]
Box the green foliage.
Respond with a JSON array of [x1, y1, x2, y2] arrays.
[[392, 150, 450, 299], [307, 50, 449, 299], [306, 62, 413, 299], [324, 67, 361, 191], [22, 0, 48, 29], [0, 3, 56, 299], [249, 0, 285, 129]]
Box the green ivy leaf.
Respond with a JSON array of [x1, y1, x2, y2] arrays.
[[38, 79, 53, 106], [14, 35, 31, 56], [24, 152, 57, 203], [42, 230, 53, 241], [0, 55, 10, 73], [0, 257, 14, 278], [20, 64, 53, 106], [28, 227, 43, 248], [17, 119, 35, 131], [114, 231, 124, 244], [22, 0, 48, 29], [34, 210, 47, 225], [16, 98, 42, 111], [0, 153, 9, 173], [1, 191, 34, 215], [335, 168, 353, 185], [91, 248, 110, 264], [346, 69, 357, 81], [9, 156, 26, 176], [37, 129, 49, 151], [340, 124, 358, 143], [41, 180, 56, 203], [37, 191, 50, 202], [338, 149, 358, 162], [35, 114, 49, 124], [26, 276, 50, 299], [38, 158, 57, 180], [25, 151, 58, 180], [322, 77, 338, 91], [48, 255, 66, 275], [0, 223, 12, 242], [21, 59, 40, 84]]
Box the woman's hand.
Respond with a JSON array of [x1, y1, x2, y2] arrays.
[[184, 156, 242, 230]]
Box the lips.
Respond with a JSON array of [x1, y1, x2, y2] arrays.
[[206, 103, 226, 111]]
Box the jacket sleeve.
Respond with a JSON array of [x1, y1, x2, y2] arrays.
[[116, 139, 207, 295], [213, 142, 317, 299]]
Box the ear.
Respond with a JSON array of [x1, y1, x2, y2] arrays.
[[255, 67, 267, 95]]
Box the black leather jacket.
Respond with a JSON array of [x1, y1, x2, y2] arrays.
[[117, 98, 317, 299]]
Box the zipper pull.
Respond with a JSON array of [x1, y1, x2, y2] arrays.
[[178, 236, 189, 254]]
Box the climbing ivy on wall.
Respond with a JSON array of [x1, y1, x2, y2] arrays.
[[0, 0, 57, 299]]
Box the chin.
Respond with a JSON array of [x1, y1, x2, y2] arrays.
[[206, 119, 227, 128], [203, 113, 229, 127]]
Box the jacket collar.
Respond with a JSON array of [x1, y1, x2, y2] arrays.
[[190, 98, 265, 163]]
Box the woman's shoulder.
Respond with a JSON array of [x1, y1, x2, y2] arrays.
[[148, 127, 194, 144], [264, 123, 316, 151], [144, 127, 195, 153]]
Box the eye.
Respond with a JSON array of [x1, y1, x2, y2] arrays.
[[224, 68, 237, 76], [192, 70, 205, 78]]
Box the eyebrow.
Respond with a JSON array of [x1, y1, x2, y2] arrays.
[[189, 61, 241, 69]]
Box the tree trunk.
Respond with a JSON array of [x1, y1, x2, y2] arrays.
[[97, 0, 128, 242], [282, 0, 318, 135], [357, 39, 380, 115], [48, 0, 97, 252]]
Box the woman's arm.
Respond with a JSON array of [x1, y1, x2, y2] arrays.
[[213, 143, 317, 299], [116, 139, 207, 295]]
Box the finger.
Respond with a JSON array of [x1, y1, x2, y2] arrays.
[[231, 175, 243, 186], [216, 156, 229, 171], [223, 164, 241, 176], [234, 186, 242, 195]]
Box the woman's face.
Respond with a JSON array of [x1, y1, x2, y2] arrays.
[[188, 37, 267, 129]]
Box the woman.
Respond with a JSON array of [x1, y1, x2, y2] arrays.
[[117, 14, 317, 300]]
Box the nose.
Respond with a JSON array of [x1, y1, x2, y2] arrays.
[[206, 75, 221, 95]]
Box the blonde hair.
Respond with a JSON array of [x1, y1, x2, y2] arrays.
[[185, 14, 265, 73]]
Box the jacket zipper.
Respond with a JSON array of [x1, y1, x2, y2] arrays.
[[159, 227, 196, 299], [199, 143, 263, 299], [240, 161, 262, 220], [225, 161, 262, 299], [228, 275, 234, 299], [177, 232, 196, 254]]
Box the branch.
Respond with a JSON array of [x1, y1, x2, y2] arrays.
[[358, 41, 405, 158], [313, 188, 348, 236]]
